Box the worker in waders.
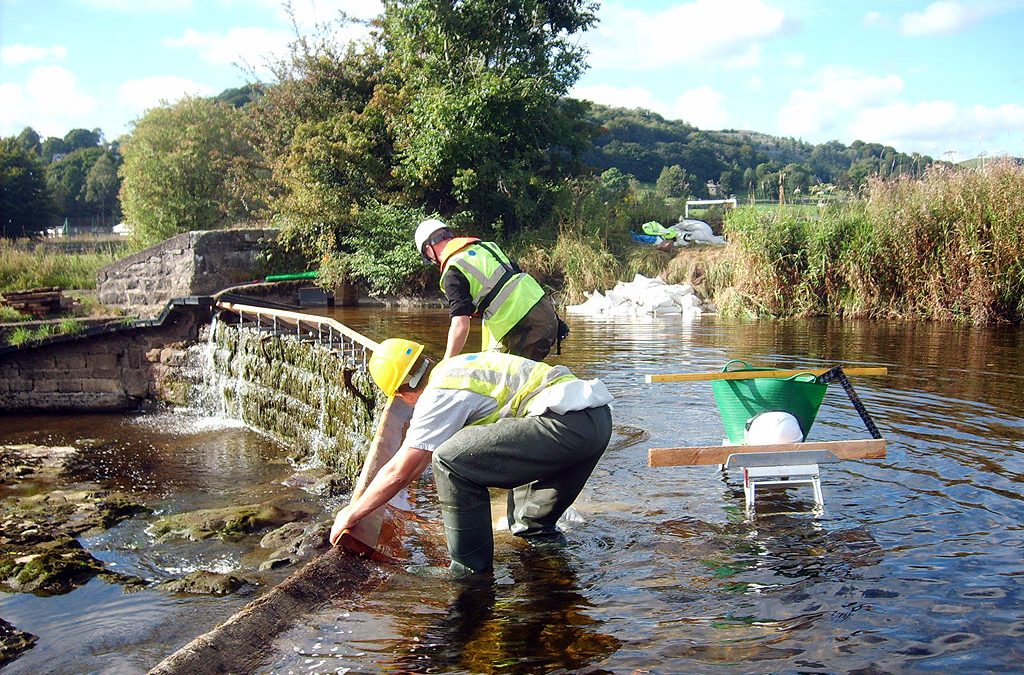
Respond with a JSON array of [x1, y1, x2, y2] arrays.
[[329, 338, 613, 577], [414, 219, 564, 361]]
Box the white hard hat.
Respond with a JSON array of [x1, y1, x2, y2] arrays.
[[414, 218, 449, 258], [744, 411, 803, 445]]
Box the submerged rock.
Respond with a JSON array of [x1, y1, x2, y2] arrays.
[[0, 535, 105, 595], [158, 570, 250, 596], [151, 501, 310, 542], [258, 520, 331, 570], [0, 444, 91, 483], [0, 489, 150, 595], [281, 468, 350, 497], [0, 618, 37, 668]]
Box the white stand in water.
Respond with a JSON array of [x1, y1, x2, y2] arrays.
[[724, 451, 827, 513]]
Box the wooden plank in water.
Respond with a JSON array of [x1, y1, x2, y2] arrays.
[[148, 546, 388, 675], [648, 438, 887, 467], [645, 366, 888, 384]]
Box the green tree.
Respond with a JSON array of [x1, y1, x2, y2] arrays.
[[1, 137, 55, 237], [120, 96, 265, 246], [16, 127, 41, 157], [46, 146, 103, 218], [655, 164, 690, 199], [40, 136, 68, 162], [85, 152, 121, 222], [718, 169, 735, 196], [63, 128, 102, 152], [381, 0, 599, 233], [598, 167, 632, 201]]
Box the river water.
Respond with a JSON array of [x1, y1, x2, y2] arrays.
[[2, 309, 1023, 673]]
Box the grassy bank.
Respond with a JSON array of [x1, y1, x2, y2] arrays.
[[723, 160, 1024, 322], [508, 161, 1022, 325], [0, 238, 126, 293]]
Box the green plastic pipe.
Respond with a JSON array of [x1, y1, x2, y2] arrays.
[[265, 271, 319, 282]]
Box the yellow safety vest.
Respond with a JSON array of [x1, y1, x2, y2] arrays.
[[438, 239, 545, 350], [426, 352, 576, 425]]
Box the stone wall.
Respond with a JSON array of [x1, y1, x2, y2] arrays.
[[0, 303, 210, 412], [185, 320, 382, 480], [96, 229, 277, 314]]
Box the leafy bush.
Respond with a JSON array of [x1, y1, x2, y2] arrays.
[[316, 201, 428, 297]]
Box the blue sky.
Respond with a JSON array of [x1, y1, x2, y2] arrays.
[[2, 0, 1022, 161]]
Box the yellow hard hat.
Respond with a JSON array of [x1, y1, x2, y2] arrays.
[[369, 338, 425, 397]]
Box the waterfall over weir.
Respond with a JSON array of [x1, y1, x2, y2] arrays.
[[181, 304, 385, 486]]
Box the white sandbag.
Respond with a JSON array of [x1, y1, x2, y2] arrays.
[[678, 293, 701, 310]]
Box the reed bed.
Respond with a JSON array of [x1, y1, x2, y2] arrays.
[[723, 160, 1024, 323]]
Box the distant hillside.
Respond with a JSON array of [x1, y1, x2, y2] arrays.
[[958, 156, 1023, 169], [579, 103, 939, 199]]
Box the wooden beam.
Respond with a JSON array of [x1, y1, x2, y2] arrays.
[[648, 438, 887, 467], [645, 366, 887, 384]]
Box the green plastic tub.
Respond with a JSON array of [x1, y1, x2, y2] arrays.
[[711, 360, 827, 444]]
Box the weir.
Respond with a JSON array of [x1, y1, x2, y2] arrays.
[[151, 299, 410, 673], [193, 298, 384, 480]]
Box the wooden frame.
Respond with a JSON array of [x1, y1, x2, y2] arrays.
[[648, 438, 887, 467], [645, 366, 887, 384]]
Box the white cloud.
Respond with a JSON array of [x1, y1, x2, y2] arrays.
[[723, 44, 762, 70], [747, 75, 764, 91], [1, 44, 67, 65], [117, 76, 215, 120], [782, 52, 806, 69], [850, 101, 1024, 156], [863, 10, 886, 27], [0, 66, 97, 137], [78, 0, 192, 11], [571, 83, 729, 129], [900, 1, 975, 36], [77, 0, 192, 10], [670, 86, 729, 129], [285, 0, 383, 25], [778, 67, 904, 137], [585, 0, 790, 71], [164, 27, 293, 76]]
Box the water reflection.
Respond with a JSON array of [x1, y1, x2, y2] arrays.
[[3, 308, 1024, 673]]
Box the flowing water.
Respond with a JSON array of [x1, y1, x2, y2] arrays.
[[2, 309, 1023, 673]]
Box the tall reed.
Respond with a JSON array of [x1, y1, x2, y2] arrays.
[[723, 160, 1024, 323]]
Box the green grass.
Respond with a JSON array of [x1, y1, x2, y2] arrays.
[[3, 318, 88, 346], [0, 238, 126, 293], [0, 305, 26, 323]]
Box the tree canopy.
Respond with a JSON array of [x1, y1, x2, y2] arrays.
[[1, 137, 54, 238], [119, 96, 264, 246]]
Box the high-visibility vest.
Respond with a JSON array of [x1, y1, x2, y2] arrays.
[[426, 352, 576, 425], [437, 239, 545, 349]]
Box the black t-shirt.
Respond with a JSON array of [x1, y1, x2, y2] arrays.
[[442, 266, 475, 317]]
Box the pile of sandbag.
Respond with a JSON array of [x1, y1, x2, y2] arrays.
[[672, 218, 726, 246], [637, 219, 726, 247], [566, 274, 703, 319]]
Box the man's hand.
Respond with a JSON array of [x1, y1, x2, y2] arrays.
[[329, 506, 355, 546]]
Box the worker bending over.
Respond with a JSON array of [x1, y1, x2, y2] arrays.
[[414, 219, 562, 361], [329, 338, 613, 576]]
